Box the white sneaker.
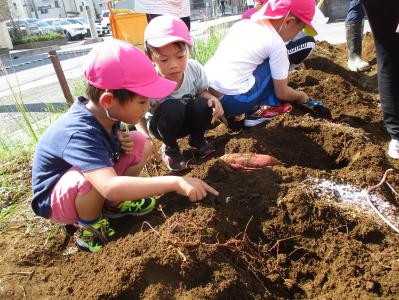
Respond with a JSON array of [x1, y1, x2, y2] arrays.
[[388, 139, 399, 159]]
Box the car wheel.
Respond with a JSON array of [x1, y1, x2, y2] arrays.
[[107, 24, 111, 33], [65, 31, 72, 41]]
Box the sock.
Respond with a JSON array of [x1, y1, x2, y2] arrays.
[[77, 215, 101, 227]]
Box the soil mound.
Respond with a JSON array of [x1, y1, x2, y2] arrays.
[[1, 34, 399, 299]]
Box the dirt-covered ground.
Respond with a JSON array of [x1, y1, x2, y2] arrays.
[[1, 34, 399, 299]]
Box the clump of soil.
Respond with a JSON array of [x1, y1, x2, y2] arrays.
[[1, 34, 399, 299]]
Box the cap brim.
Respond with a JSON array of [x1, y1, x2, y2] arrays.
[[303, 23, 317, 37], [146, 36, 192, 47], [129, 76, 176, 99]]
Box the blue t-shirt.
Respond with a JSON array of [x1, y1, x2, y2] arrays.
[[31, 97, 121, 218]]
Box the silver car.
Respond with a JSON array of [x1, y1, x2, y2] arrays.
[[6, 19, 40, 36], [44, 18, 86, 40]]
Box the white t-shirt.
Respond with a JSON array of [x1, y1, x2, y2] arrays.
[[205, 19, 289, 95], [134, 0, 191, 18]]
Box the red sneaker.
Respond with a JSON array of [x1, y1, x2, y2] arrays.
[[258, 103, 292, 118], [244, 103, 292, 127]]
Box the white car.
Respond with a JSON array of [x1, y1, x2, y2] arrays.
[[100, 10, 111, 33], [49, 18, 86, 40], [68, 18, 105, 37]]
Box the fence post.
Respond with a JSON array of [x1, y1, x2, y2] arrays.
[[48, 50, 74, 107]]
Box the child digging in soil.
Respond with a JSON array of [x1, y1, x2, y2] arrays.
[[205, 0, 317, 127], [31, 39, 219, 252], [136, 15, 224, 172]]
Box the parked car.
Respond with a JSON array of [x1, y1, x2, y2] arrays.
[[68, 17, 105, 37], [35, 20, 56, 35], [100, 10, 111, 33], [44, 18, 86, 40], [42, 18, 66, 34], [5, 19, 40, 36]]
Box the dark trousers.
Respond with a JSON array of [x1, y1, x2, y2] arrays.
[[362, 0, 399, 139], [149, 97, 212, 149], [146, 14, 191, 31], [286, 35, 315, 65]]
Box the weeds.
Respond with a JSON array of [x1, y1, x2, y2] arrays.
[[191, 27, 226, 65], [0, 204, 18, 221]]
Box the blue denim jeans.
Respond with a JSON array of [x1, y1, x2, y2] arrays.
[[346, 0, 365, 22]]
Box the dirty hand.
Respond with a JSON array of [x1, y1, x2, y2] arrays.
[[176, 177, 219, 202], [118, 131, 134, 154], [207, 96, 224, 123], [297, 91, 309, 104]]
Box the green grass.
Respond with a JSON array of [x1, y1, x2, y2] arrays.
[[0, 203, 18, 221], [191, 27, 226, 65], [12, 32, 64, 45]]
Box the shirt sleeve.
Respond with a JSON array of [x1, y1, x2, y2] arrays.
[[269, 42, 290, 80], [62, 131, 114, 172]]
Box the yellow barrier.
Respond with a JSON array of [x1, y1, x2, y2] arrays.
[[108, 1, 148, 46]]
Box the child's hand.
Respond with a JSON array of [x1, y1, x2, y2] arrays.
[[176, 176, 219, 202], [118, 131, 134, 154], [297, 91, 309, 104], [207, 96, 224, 123]]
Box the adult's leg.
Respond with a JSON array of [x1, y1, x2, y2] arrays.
[[345, 0, 369, 71], [181, 16, 191, 31], [146, 13, 161, 23], [147, 13, 190, 31], [362, 0, 399, 154], [185, 96, 213, 147]]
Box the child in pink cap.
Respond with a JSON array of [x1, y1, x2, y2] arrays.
[[31, 39, 219, 252], [206, 0, 317, 127], [242, 0, 268, 20], [138, 15, 224, 172]]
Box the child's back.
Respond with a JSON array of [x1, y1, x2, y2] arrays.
[[205, 0, 317, 127], [205, 19, 288, 96]]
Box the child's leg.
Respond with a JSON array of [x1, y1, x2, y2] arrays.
[[286, 35, 315, 66], [221, 60, 278, 116], [104, 131, 156, 215], [116, 132, 153, 177], [185, 96, 213, 147], [50, 132, 151, 224], [50, 167, 104, 224], [149, 99, 189, 150]]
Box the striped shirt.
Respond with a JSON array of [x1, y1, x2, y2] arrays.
[[134, 0, 191, 18]]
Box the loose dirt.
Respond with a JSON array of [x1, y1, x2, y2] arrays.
[[1, 33, 398, 299]]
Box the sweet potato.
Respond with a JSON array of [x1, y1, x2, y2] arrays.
[[219, 153, 278, 170]]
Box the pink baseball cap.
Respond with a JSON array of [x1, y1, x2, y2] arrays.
[[144, 15, 193, 47], [84, 39, 176, 99], [252, 0, 317, 36]]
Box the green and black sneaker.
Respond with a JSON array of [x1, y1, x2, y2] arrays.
[[103, 197, 157, 219], [75, 218, 115, 252]]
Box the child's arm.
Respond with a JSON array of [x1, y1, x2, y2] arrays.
[[198, 90, 224, 123], [84, 167, 219, 202], [273, 78, 309, 104]]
